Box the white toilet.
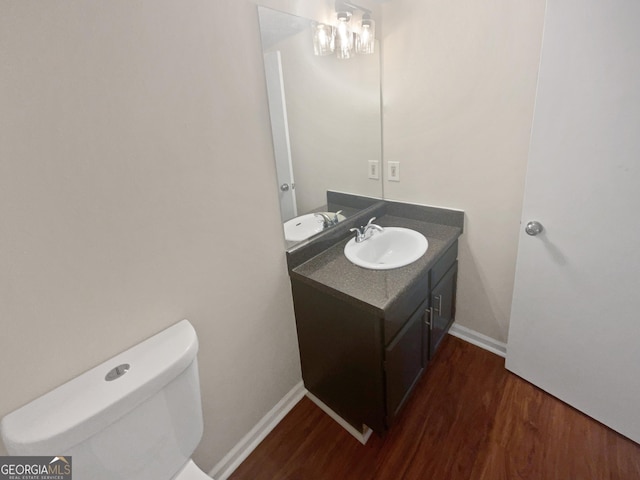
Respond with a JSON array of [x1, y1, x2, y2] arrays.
[[0, 320, 212, 480]]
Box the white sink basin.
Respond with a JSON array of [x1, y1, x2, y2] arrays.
[[344, 227, 428, 270], [283, 212, 346, 242]]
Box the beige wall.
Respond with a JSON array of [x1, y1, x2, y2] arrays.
[[382, 0, 546, 342], [0, 0, 302, 469]]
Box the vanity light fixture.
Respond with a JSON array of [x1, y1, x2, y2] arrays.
[[312, 1, 376, 59]]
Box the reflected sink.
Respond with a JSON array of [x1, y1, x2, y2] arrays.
[[284, 212, 346, 242], [344, 227, 428, 270]]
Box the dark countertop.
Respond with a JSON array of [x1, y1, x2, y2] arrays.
[[290, 214, 462, 316]]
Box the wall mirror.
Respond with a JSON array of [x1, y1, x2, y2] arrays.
[[257, 6, 383, 249]]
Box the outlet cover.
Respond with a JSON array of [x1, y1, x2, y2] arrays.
[[388, 161, 400, 182], [368, 160, 379, 180]]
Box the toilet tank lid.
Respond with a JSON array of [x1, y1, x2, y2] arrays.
[[1, 319, 199, 455]]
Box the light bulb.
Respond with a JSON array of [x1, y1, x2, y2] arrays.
[[313, 24, 335, 56], [335, 12, 353, 60], [356, 15, 375, 55]]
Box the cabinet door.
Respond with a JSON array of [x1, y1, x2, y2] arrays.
[[429, 261, 458, 359], [385, 300, 427, 424]]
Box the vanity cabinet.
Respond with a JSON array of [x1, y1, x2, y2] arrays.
[[291, 240, 458, 434]]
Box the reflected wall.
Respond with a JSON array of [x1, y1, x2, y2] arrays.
[[259, 7, 382, 230]]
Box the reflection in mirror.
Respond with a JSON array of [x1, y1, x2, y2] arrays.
[[257, 6, 382, 248]]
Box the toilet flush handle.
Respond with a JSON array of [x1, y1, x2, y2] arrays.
[[105, 363, 130, 381]]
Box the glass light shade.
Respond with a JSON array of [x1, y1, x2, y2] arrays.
[[335, 12, 353, 60], [356, 15, 375, 55], [313, 24, 335, 56]]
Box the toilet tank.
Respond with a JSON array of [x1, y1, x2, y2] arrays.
[[0, 320, 204, 480]]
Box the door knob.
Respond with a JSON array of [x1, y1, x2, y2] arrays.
[[525, 221, 544, 236], [280, 183, 290, 192]]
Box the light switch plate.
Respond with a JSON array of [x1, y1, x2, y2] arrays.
[[368, 160, 379, 180], [388, 161, 400, 182]]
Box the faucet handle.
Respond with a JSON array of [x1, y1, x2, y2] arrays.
[[362, 217, 384, 239], [350, 227, 364, 242]]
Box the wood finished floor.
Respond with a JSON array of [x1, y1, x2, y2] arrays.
[[229, 336, 640, 480]]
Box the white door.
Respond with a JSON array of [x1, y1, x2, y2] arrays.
[[263, 51, 297, 222], [506, 0, 640, 443]]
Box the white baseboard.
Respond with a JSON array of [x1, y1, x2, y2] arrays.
[[208, 381, 306, 480], [305, 392, 373, 445], [448, 323, 507, 358]]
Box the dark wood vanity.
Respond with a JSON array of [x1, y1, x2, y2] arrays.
[[288, 205, 462, 434]]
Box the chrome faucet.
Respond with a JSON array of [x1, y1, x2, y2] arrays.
[[315, 212, 333, 228], [315, 210, 343, 229], [350, 217, 384, 243]]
